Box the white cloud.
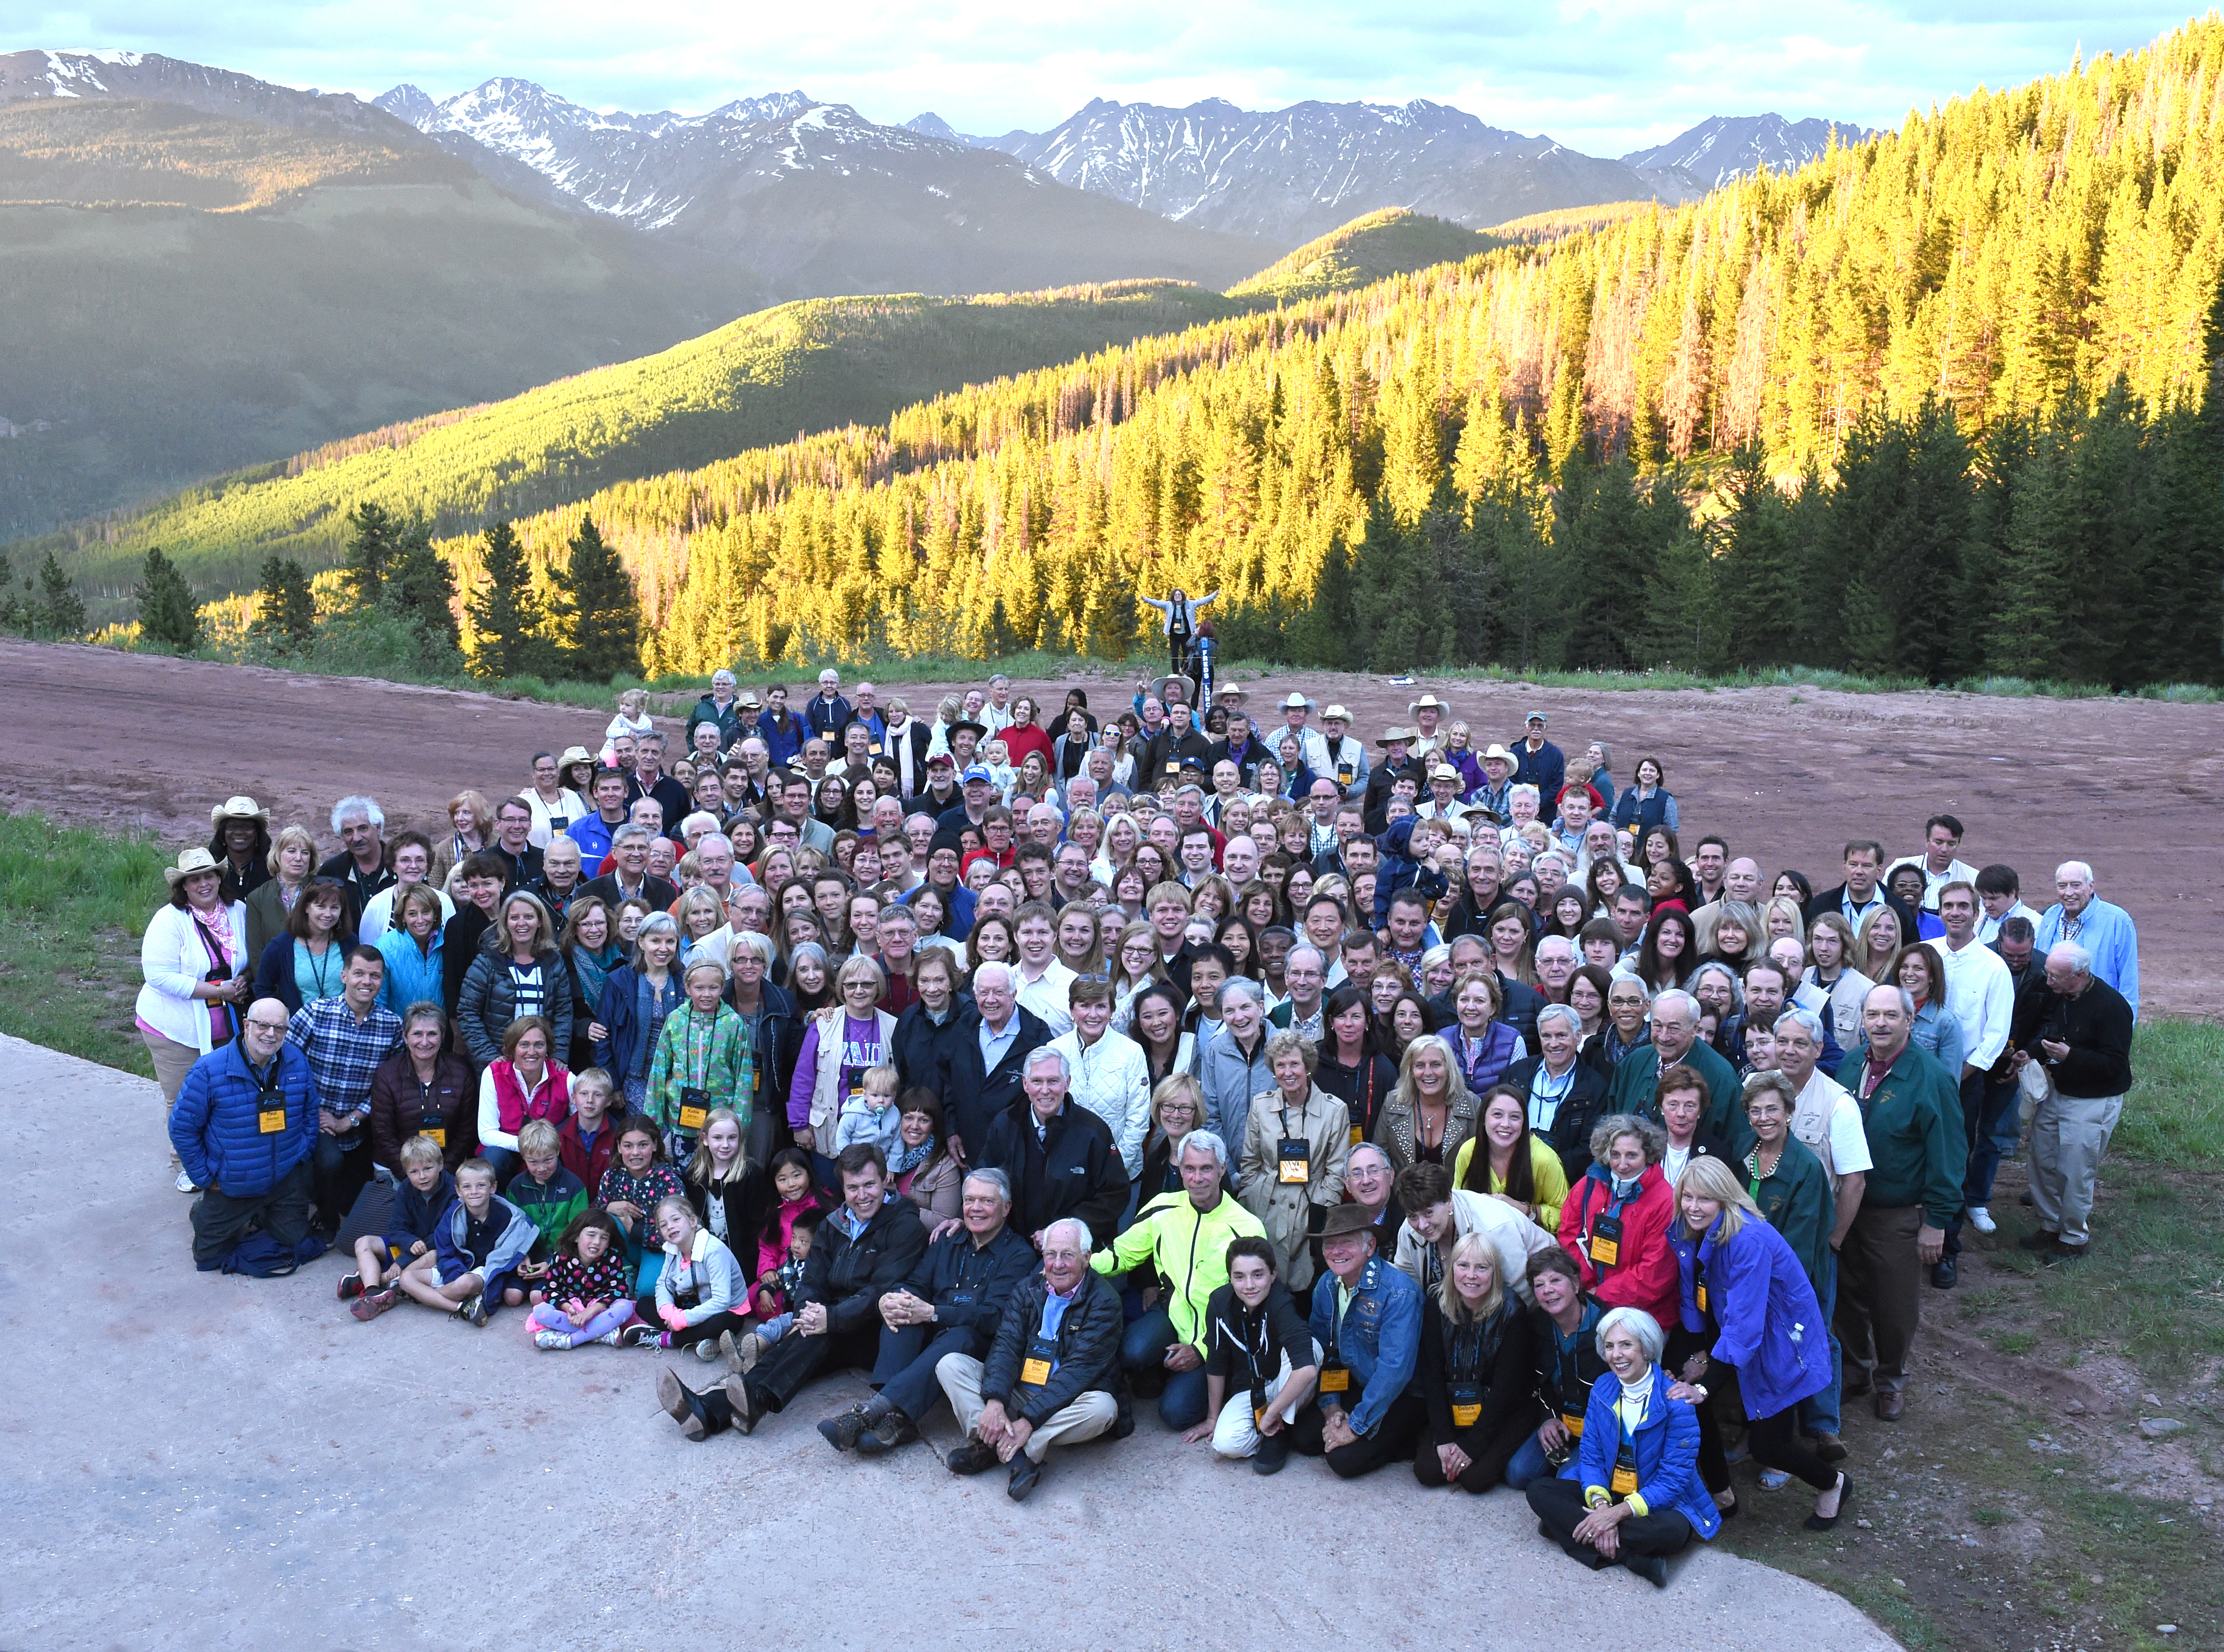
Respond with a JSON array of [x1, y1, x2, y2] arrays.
[[22, 0, 2201, 153]]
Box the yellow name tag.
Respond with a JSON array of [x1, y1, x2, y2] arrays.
[[1019, 1357, 1052, 1386], [1562, 1412, 1586, 1437], [257, 1107, 286, 1135], [1589, 1235, 1619, 1267], [1452, 1402, 1482, 1428], [1254, 1406, 1269, 1429], [1319, 1367, 1350, 1394], [424, 1127, 446, 1149], [1611, 1464, 1639, 1496], [1348, 1124, 1365, 1147], [1696, 1283, 1709, 1314], [677, 1104, 708, 1131], [1278, 1156, 1309, 1185]]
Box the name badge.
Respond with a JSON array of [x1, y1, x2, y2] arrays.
[[1348, 1124, 1365, 1148], [423, 1126, 447, 1149], [1452, 1402, 1482, 1429], [1696, 1282, 1709, 1314], [1318, 1363, 1351, 1394], [1277, 1137, 1311, 1185], [678, 1085, 709, 1132], [1611, 1463, 1640, 1496], [1336, 764, 1355, 786], [1019, 1357, 1053, 1387], [1164, 761, 1181, 775], [1589, 1212, 1622, 1268], [257, 1107, 286, 1135], [1562, 1411, 1586, 1437]]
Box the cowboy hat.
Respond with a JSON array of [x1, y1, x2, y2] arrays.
[[1215, 682, 1248, 702], [1278, 691, 1311, 712], [208, 795, 269, 827], [1321, 703, 1351, 722], [164, 846, 224, 887], [1376, 726, 1416, 747], [1408, 693, 1449, 714], [1429, 764, 1461, 782], [1482, 743, 1520, 769], [558, 745, 595, 768], [1317, 1203, 1385, 1242], [1148, 673, 1195, 705], [949, 720, 989, 743]]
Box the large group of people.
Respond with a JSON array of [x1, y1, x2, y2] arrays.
[[148, 661, 2141, 1572]]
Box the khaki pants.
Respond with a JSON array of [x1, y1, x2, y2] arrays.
[[935, 1352, 1117, 1464], [2028, 1091, 2123, 1246], [1832, 1203, 1922, 1394], [143, 1028, 204, 1108]]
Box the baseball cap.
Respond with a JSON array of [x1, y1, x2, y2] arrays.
[[962, 764, 994, 784]]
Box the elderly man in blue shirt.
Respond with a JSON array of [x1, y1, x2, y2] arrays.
[[1289, 1201, 1424, 1478], [2033, 861, 2138, 1021]]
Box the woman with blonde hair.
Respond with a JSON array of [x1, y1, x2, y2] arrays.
[[1413, 1230, 1534, 1493], [1136, 1072, 1211, 1200], [673, 885, 734, 972], [245, 823, 320, 961], [457, 891, 574, 1069], [1668, 1155, 1848, 1531], [1376, 1033, 1481, 1172], [443, 790, 497, 874]]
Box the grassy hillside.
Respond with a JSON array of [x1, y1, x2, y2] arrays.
[[21, 280, 1246, 605], [0, 98, 767, 547], [1484, 200, 1660, 243], [1225, 208, 1500, 301]]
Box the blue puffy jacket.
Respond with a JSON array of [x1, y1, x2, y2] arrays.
[[1564, 1360, 1722, 1538], [168, 1040, 322, 1196]]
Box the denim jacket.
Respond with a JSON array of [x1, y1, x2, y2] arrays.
[[1306, 1254, 1421, 1436]]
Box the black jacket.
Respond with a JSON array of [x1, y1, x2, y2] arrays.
[[1316, 1049, 1400, 1142], [937, 1004, 1053, 1158], [899, 1224, 1039, 1353], [582, 872, 679, 912], [1531, 1296, 1611, 1425], [2012, 978, 2134, 1098], [687, 1168, 772, 1284], [892, 995, 969, 1097], [685, 694, 742, 751], [731, 978, 796, 1135], [1362, 754, 1424, 833], [980, 1098, 1130, 1245], [319, 849, 395, 928], [1495, 1055, 1613, 1184], [982, 1266, 1127, 1426], [1803, 884, 1919, 939], [799, 1195, 929, 1335], [1419, 1294, 1534, 1445]]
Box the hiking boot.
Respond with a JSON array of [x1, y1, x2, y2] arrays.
[[946, 1438, 1000, 1476], [856, 1407, 918, 1456], [818, 1404, 871, 1453], [457, 1294, 488, 1327]]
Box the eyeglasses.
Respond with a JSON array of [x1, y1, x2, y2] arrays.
[[245, 1019, 290, 1032]]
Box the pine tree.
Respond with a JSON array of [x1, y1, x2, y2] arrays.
[[251, 556, 318, 651], [134, 547, 200, 650], [35, 553, 85, 637], [387, 515, 460, 654], [341, 502, 397, 606], [466, 520, 549, 681], [551, 515, 641, 682]]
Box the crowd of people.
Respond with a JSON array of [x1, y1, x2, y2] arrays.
[[146, 661, 2140, 1574]]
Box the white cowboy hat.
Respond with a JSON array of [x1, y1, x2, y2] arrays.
[[1321, 704, 1351, 722], [164, 846, 224, 887], [1482, 744, 1520, 768], [1408, 693, 1450, 714], [209, 795, 269, 826]]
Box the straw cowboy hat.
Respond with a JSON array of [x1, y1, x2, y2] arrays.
[[1376, 726, 1417, 748], [1482, 744, 1521, 770], [1408, 693, 1450, 715], [1149, 673, 1196, 705], [164, 846, 224, 887], [208, 795, 269, 827], [1321, 704, 1352, 722], [558, 745, 595, 769]]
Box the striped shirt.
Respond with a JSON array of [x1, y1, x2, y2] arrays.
[[288, 997, 403, 1120]]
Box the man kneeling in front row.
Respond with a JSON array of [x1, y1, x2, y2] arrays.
[[936, 1216, 1128, 1501]]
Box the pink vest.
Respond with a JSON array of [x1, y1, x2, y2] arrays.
[[492, 1060, 571, 1137]]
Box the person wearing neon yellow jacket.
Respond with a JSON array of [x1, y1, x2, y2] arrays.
[[1091, 1129, 1265, 1429]]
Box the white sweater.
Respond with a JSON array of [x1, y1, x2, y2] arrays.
[[136, 900, 250, 1053]]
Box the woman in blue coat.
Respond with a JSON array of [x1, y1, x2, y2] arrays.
[[1525, 1305, 1719, 1587], [1669, 1157, 1850, 1531]]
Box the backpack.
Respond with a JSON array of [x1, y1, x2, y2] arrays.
[[212, 1230, 330, 1277]]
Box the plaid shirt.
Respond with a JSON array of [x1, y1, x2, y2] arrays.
[[288, 996, 403, 1122]]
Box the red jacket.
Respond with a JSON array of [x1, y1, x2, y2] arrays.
[[999, 721, 1053, 772], [1558, 1162, 1680, 1329], [558, 1111, 617, 1194]]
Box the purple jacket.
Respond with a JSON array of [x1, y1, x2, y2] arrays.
[[1670, 1211, 1830, 1420]]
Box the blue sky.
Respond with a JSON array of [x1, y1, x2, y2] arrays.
[[18, 1, 2201, 152]]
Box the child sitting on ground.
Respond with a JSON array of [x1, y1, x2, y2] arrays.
[[396, 1157, 536, 1326], [597, 1118, 688, 1296], [832, 1063, 903, 1159], [742, 1205, 824, 1358], [752, 1148, 822, 1321], [506, 1119, 588, 1302], [527, 1210, 640, 1349], [341, 1134, 453, 1319]]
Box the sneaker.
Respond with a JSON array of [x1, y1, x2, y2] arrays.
[[1252, 1432, 1290, 1475], [176, 1170, 198, 1193], [534, 1329, 571, 1350], [458, 1294, 488, 1327], [692, 1336, 723, 1363], [818, 1404, 870, 1453], [617, 1322, 659, 1348], [350, 1283, 402, 1322], [1966, 1205, 1996, 1234], [1758, 1468, 1790, 1490], [946, 1438, 1000, 1476], [335, 1272, 365, 1301], [594, 1328, 627, 1347]]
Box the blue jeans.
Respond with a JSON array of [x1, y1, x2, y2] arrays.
[[1799, 1249, 1843, 1437], [1965, 1074, 2022, 1206], [480, 1145, 523, 1189], [871, 1323, 976, 1423], [1120, 1307, 1209, 1429], [1504, 1429, 1556, 1490]]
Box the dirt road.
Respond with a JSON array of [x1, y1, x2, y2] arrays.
[[7, 640, 2216, 1013]]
